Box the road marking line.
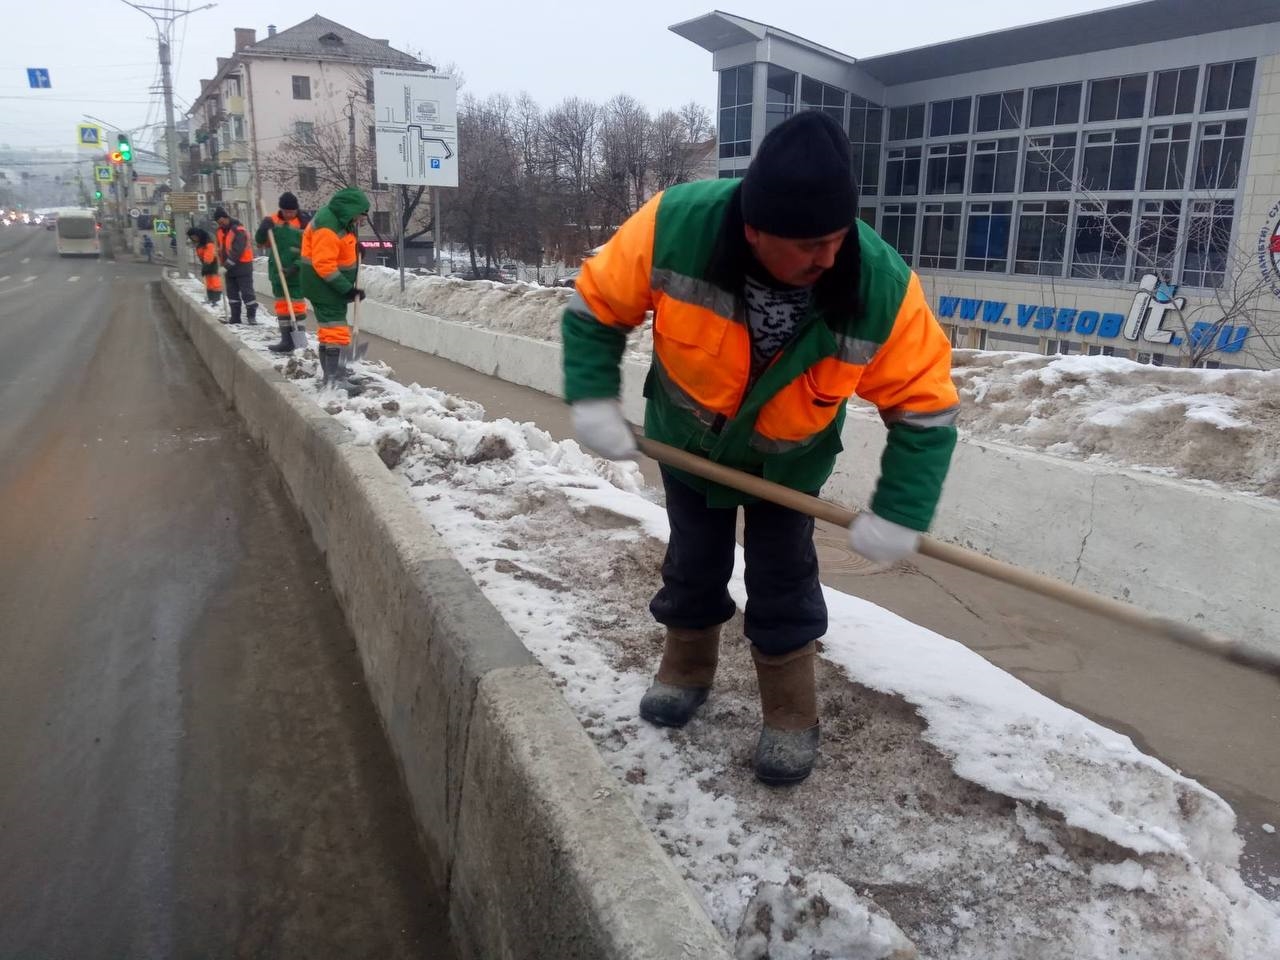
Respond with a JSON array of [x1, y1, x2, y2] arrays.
[[23, 275, 37, 282], [67, 276, 79, 282], [20, 257, 30, 264], [0, 276, 9, 282]]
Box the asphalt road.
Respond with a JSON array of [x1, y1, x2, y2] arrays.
[[0, 227, 453, 958]]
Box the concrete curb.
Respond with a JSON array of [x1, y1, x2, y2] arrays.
[[161, 277, 731, 960], [280, 269, 1277, 655]]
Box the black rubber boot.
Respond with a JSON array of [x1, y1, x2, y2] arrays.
[[228, 300, 242, 324], [319, 345, 362, 395], [246, 302, 259, 325], [207, 292, 221, 307], [267, 318, 295, 353], [752, 641, 820, 786], [639, 625, 721, 728]]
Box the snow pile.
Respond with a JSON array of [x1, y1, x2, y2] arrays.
[[358, 264, 570, 341], [949, 351, 1280, 497], [184, 280, 1280, 959]]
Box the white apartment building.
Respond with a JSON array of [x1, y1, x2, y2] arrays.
[[186, 16, 434, 247]]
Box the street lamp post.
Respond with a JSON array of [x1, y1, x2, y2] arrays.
[[117, 1, 216, 278]]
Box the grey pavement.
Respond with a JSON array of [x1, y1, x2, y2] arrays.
[[0, 226, 454, 958], [364, 325, 1280, 894]]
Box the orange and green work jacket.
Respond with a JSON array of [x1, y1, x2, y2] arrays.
[[562, 178, 959, 531], [299, 187, 369, 328], [195, 241, 222, 292], [256, 210, 309, 315]]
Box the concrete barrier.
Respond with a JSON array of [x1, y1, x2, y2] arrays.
[[164, 276, 731, 960], [302, 274, 1277, 655]]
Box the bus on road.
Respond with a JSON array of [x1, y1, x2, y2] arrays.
[[54, 208, 100, 257]]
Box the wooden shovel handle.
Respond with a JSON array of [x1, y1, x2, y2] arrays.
[[634, 434, 1280, 678]]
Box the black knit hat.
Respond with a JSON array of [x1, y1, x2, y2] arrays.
[[278, 191, 299, 211], [213, 206, 229, 221], [740, 111, 858, 238]]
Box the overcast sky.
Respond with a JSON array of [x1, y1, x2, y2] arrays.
[[3, 0, 1136, 151]]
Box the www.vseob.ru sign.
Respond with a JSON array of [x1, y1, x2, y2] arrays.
[[937, 274, 1249, 354]]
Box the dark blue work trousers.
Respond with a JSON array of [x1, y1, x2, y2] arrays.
[[649, 467, 827, 656]]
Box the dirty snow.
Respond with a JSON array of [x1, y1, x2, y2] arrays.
[[178, 278, 1280, 959], [319, 273, 1280, 498]]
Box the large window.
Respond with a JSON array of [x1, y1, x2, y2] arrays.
[[371, 210, 391, 234], [1014, 200, 1069, 276], [719, 65, 754, 159], [1152, 67, 1198, 117], [881, 203, 917, 263], [848, 96, 883, 196], [765, 65, 796, 133], [1132, 199, 1182, 281], [1145, 124, 1191, 191], [1080, 128, 1141, 191], [964, 201, 1011, 272], [1087, 74, 1147, 122], [291, 75, 311, 100], [971, 137, 1018, 193], [885, 146, 922, 196], [1071, 200, 1132, 280], [919, 201, 961, 269], [1029, 83, 1081, 127], [800, 76, 846, 126], [1202, 59, 1255, 112], [929, 97, 970, 137], [888, 104, 924, 141], [1195, 119, 1246, 190], [298, 165, 318, 191], [975, 91, 1023, 132], [1183, 200, 1234, 287], [925, 142, 967, 194], [1023, 133, 1077, 192], [295, 121, 316, 145]]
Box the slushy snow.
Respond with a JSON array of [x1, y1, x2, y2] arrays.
[[178, 277, 1280, 959]]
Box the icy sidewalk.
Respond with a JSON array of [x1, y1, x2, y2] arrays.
[[185, 282, 1280, 959]]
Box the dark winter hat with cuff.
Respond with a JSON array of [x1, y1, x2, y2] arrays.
[[740, 110, 858, 239], [278, 191, 299, 211], [213, 206, 229, 221]]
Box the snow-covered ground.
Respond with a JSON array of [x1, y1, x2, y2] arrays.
[[352, 267, 1280, 499], [181, 280, 1279, 959]]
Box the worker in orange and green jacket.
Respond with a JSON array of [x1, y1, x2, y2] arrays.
[[562, 111, 959, 787], [255, 191, 310, 353], [299, 186, 369, 389]]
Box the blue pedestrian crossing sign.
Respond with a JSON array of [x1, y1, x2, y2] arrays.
[[153, 219, 172, 235], [78, 124, 102, 148], [93, 164, 113, 183], [26, 68, 51, 89]]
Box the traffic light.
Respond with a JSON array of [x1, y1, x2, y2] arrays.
[[94, 189, 103, 201], [117, 134, 132, 163], [109, 151, 123, 163]]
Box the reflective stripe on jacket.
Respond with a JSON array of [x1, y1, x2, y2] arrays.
[[562, 178, 959, 531]]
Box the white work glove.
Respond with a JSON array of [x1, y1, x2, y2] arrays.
[[848, 512, 920, 563], [571, 398, 638, 460]]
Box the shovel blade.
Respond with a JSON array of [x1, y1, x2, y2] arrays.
[[351, 341, 369, 363], [289, 327, 308, 350]]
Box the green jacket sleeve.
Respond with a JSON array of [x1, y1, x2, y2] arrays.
[[562, 310, 628, 402]]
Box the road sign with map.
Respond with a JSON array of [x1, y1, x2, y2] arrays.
[[372, 69, 458, 187]]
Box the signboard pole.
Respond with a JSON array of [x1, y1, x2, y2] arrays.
[[433, 187, 442, 274], [397, 187, 406, 292]]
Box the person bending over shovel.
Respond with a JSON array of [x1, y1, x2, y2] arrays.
[[561, 111, 960, 786], [299, 186, 369, 390]]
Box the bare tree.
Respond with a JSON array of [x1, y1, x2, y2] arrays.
[[543, 97, 600, 255]]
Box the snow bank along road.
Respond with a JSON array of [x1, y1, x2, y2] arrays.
[[200, 273, 1279, 959]]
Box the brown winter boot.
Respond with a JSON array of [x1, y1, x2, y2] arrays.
[[751, 641, 820, 786], [638, 625, 722, 728]]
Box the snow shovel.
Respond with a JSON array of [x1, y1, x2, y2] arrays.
[[262, 215, 307, 351], [345, 257, 370, 369], [632, 432, 1280, 680]]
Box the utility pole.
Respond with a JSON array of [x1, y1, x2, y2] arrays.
[[347, 98, 358, 186], [119, 0, 216, 278]]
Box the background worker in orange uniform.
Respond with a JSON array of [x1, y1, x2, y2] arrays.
[[299, 187, 369, 389], [186, 227, 223, 306], [562, 111, 960, 786], [214, 206, 258, 325], [255, 192, 310, 353]]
